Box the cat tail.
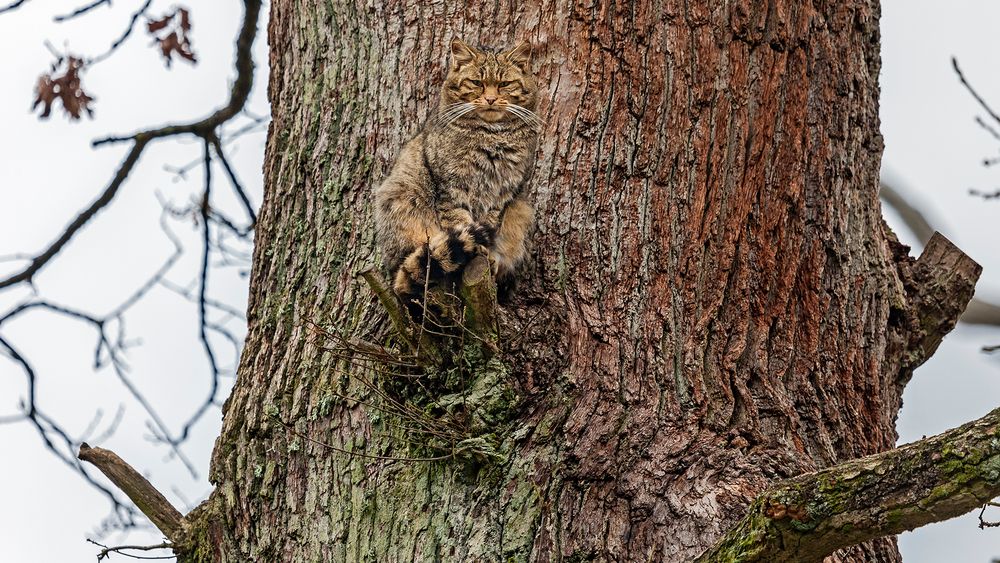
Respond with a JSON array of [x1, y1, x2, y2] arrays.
[[392, 224, 494, 323]]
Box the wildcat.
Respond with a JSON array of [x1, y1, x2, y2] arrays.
[[374, 39, 541, 321]]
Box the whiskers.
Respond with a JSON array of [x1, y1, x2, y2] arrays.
[[435, 101, 543, 131], [436, 102, 476, 127], [505, 103, 543, 130]]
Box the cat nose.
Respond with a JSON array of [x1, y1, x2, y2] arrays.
[[485, 96, 498, 105]]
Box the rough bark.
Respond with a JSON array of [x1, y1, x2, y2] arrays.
[[175, 1, 980, 561]]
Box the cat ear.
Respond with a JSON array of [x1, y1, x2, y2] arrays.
[[451, 39, 478, 69], [505, 41, 532, 70]]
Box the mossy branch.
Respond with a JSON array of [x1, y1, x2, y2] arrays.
[[697, 405, 1000, 563], [357, 259, 500, 359], [78, 443, 184, 541], [356, 267, 416, 349]]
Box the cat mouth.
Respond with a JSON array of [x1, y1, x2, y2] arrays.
[[476, 107, 506, 119]]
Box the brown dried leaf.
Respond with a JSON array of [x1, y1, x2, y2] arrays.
[[146, 7, 197, 67], [158, 31, 179, 65], [146, 15, 171, 33], [31, 56, 95, 120], [32, 76, 57, 118]]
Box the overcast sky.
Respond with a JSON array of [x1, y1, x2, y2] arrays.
[[0, 1, 999, 561], [0, 1, 268, 561]]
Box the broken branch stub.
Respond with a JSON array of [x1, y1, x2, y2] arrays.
[[78, 443, 184, 541], [460, 254, 498, 339]]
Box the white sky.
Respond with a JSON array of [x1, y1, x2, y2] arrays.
[[0, 0, 998, 561]]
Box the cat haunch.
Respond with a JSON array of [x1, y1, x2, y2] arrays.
[[374, 38, 541, 322]]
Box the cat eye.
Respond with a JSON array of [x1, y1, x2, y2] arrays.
[[499, 81, 516, 88], [468, 79, 484, 87]]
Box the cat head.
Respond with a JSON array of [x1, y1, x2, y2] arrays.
[[440, 39, 539, 126]]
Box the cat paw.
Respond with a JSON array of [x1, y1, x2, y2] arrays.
[[448, 222, 493, 260], [467, 222, 495, 247]]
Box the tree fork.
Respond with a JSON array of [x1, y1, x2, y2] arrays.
[[78, 442, 226, 561]]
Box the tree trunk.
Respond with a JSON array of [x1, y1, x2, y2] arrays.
[[189, 1, 971, 561]]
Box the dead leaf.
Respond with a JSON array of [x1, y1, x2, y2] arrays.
[[146, 15, 171, 33], [146, 7, 197, 67], [32, 56, 95, 120]]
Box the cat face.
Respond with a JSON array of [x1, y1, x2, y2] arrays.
[[442, 39, 538, 124]]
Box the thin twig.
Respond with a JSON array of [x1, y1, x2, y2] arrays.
[[87, 539, 175, 561], [979, 501, 1000, 529], [54, 0, 110, 22], [0, 0, 29, 16], [275, 417, 457, 463], [210, 135, 257, 227], [953, 57, 1000, 129], [174, 139, 220, 443], [86, 0, 154, 65]]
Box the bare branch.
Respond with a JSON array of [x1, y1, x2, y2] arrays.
[[158, 278, 246, 320], [164, 114, 269, 181], [357, 267, 417, 351], [78, 443, 184, 540], [975, 116, 1000, 142], [86, 0, 153, 65], [698, 404, 1000, 563], [0, 0, 30, 16], [953, 57, 1000, 129], [174, 139, 222, 443], [0, 339, 138, 527], [0, 0, 261, 291], [979, 502, 1000, 529], [970, 188, 1000, 200], [0, 0, 261, 539], [54, 0, 110, 22], [0, 297, 201, 478], [0, 140, 147, 289], [86, 539, 174, 561], [209, 135, 257, 227]]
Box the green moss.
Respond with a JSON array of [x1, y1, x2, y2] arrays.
[[175, 500, 224, 563], [882, 507, 907, 527]]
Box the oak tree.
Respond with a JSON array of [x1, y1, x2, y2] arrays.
[[11, 0, 1000, 561]]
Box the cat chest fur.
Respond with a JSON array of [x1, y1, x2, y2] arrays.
[[424, 126, 535, 219]]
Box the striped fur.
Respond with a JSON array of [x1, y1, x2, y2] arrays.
[[375, 39, 540, 320]]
